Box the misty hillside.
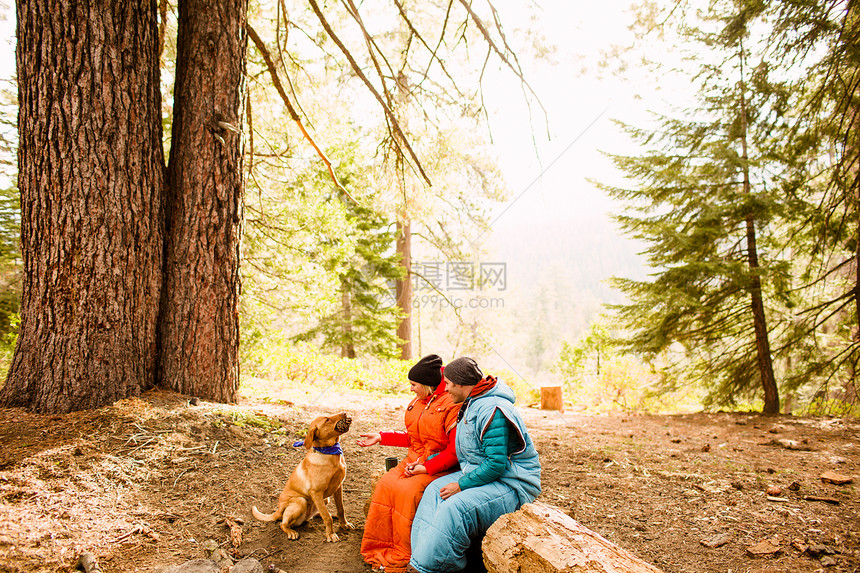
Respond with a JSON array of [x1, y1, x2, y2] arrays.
[[484, 215, 648, 378]]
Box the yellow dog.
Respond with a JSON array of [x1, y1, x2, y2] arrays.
[[252, 412, 354, 542]]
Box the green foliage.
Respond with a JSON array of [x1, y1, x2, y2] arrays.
[[804, 395, 860, 418], [242, 337, 411, 397], [0, 77, 19, 358], [490, 368, 540, 407], [212, 409, 286, 432], [591, 0, 860, 415], [553, 320, 703, 413], [240, 135, 406, 361], [238, 0, 517, 365], [290, 154, 406, 358]]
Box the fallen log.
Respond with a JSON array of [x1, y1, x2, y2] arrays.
[[483, 502, 664, 573]]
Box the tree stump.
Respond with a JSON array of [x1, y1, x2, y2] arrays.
[[540, 386, 564, 411], [482, 502, 664, 573]]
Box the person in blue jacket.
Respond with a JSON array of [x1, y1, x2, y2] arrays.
[[407, 357, 541, 573]]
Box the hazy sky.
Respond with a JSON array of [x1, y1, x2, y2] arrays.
[[483, 0, 655, 234]]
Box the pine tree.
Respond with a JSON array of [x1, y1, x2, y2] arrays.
[[301, 201, 405, 360], [602, 0, 793, 413], [764, 0, 860, 402], [290, 151, 405, 359]]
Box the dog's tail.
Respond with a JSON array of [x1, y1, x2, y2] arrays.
[[252, 505, 280, 522]]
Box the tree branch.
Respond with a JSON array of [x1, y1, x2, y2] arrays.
[[456, 0, 548, 131], [246, 22, 357, 204], [306, 0, 432, 186]]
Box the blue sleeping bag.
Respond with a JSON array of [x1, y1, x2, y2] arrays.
[[409, 380, 541, 573]]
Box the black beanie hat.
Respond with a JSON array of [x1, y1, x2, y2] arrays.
[[408, 354, 444, 388], [444, 357, 483, 386]]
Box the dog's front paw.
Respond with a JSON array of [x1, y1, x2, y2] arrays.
[[326, 532, 341, 543], [339, 521, 355, 532]]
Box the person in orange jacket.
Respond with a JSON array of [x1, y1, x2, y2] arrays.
[[358, 354, 461, 572]]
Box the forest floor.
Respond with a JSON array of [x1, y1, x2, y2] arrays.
[[0, 384, 858, 573]]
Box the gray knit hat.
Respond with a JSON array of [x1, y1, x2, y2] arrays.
[[443, 357, 483, 386]]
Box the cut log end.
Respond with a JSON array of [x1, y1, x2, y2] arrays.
[[540, 386, 564, 412]]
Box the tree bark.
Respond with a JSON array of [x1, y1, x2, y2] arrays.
[[396, 220, 412, 360], [738, 46, 779, 415], [159, 0, 247, 401], [0, 0, 164, 414], [341, 279, 355, 359], [745, 215, 779, 414]]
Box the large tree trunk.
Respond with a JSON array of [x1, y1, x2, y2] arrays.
[[158, 0, 247, 402], [0, 0, 164, 414], [395, 220, 413, 360]]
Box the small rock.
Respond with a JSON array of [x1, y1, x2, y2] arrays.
[[158, 559, 220, 573], [231, 559, 264, 573], [820, 471, 852, 485], [701, 444, 711, 452], [773, 438, 811, 451], [201, 540, 219, 552], [209, 548, 234, 569], [766, 485, 782, 496], [747, 538, 781, 556], [788, 481, 801, 491], [820, 556, 838, 567], [808, 544, 836, 557], [829, 456, 848, 464], [189, 397, 201, 406], [700, 533, 731, 548]]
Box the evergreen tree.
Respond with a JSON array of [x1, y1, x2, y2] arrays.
[[764, 0, 860, 401], [241, 138, 405, 360], [293, 195, 405, 359], [602, 0, 793, 413]]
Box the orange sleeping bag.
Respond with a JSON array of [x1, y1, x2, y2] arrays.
[[361, 384, 460, 572]]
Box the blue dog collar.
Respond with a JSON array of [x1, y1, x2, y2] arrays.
[[292, 440, 343, 455]]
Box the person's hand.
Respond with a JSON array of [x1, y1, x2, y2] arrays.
[[357, 433, 381, 447], [404, 462, 427, 477], [439, 482, 461, 500]]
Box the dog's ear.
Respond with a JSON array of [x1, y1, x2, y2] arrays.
[[303, 425, 316, 449]]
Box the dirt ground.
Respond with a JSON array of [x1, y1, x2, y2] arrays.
[[0, 387, 858, 573]]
